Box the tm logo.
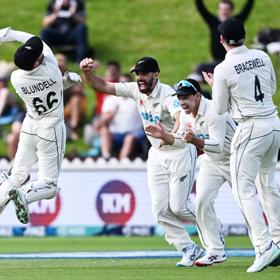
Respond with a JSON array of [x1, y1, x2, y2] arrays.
[[96, 180, 136, 224], [29, 194, 61, 226]]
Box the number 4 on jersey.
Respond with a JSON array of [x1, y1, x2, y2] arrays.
[[254, 75, 264, 103]]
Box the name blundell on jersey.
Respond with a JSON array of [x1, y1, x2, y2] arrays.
[[21, 78, 57, 95], [234, 58, 265, 75]]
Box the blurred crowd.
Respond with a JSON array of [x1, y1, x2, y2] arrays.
[[1, 0, 280, 161]]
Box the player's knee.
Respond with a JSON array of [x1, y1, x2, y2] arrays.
[[152, 206, 169, 222], [233, 184, 255, 200], [44, 181, 60, 199], [33, 180, 60, 200], [169, 204, 187, 217], [45, 186, 60, 200], [196, 194, 210, 209]]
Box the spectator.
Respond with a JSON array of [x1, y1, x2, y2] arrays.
[[56, 53, 87, 140], [95, 94, 145, 160], [82, 60, 122, 156], [0, 61, 15, 80], [252, 28, 280, 55], [192, 0, 254, 82], [41, 0, 89, 63], [0, 77, 20, 126], [95, 60, 121, 116], [119, 73, 134, 83]]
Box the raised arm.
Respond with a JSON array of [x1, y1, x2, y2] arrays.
[[195, 0, 216, 24], [0, 27, 33, 44], [235, 0, 254, 22], [0, 27, 56, 64], [212, 68, 230, 115], [80, 58, 116, 95]]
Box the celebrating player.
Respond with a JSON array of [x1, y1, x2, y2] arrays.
[[145, 78, 236, 266], [203, 18, 280, 272], [80, 56, 204, 267], [0, 27, 80, 224]]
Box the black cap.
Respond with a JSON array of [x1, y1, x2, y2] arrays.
[[218, 18, 245, 46], [172, 79, 201, 96], [130, 57, 160, 74], [14, 36, 43, 71]]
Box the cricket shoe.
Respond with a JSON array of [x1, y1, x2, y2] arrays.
[[247, 242, 280, 273], [194, 252, 226, 266], [176, 244, 205, 267], [8, 188, 30, 224], [0, 167, 30, 214], [269, 243, 280, 267]]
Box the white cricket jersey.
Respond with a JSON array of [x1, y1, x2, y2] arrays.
[[115, 80, 181, 149], [11, 39, 63, 128], [212, 45, 277, 122], [176, 96, 236, 161]]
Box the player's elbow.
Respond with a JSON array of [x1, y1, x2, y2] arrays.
[[215, 106, 227, 115]]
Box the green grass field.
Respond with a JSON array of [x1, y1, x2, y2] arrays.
[[0, 236, 279, 280], [0, 0, 280, 156]]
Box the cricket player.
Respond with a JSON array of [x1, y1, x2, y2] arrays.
[[0, 27, 81, 224], [80, 56, 203, 267], [145, 78, 236, 266], [203, 18, 280, 272]]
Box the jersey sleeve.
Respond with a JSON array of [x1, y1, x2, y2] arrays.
[[235, 0, 254, 22], [203, 112, 227, 154], [164, 94, 182, 117], [212, 64, 230, 115], [175, 111, 188, 138], [115, 82, 137, 99], [268, 55, 277, 95]]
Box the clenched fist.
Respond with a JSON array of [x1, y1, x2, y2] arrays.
[[79, 58, 100, 72]]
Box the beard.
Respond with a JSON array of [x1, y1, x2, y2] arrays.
[[137, 77, 154, 94]]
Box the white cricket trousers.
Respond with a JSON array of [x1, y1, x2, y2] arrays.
[[230, 116, 280, 255], [147, 144, 197, 251], [196, 155, 231, 255], [0, 116, 66, 207]]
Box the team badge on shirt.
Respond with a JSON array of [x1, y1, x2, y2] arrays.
[[153, 102, 160, 108]]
